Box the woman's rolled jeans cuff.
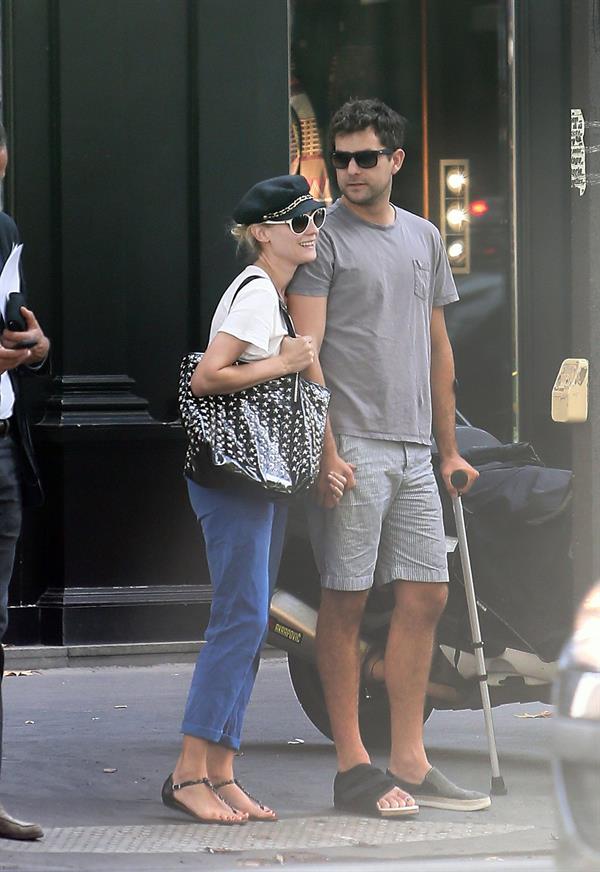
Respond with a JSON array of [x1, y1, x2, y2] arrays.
[[181, 721, 240, 751]]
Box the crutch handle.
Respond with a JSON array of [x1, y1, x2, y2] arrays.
[[450, 469, 470, 491]]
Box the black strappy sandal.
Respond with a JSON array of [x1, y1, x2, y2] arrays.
[[212, 778, 278, 822], [161, 774, 247, 825]]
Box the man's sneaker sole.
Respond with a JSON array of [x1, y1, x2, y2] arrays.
[[409, 794, 492, 812]]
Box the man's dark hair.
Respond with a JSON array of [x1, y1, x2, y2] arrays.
[[0, 123, 7, 150], [329, 98, 406, 151]]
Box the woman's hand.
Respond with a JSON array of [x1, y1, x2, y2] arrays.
[[279, 335, 315, 374]]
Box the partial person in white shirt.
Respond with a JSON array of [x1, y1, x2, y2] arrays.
[[0, 123, 50, 843]]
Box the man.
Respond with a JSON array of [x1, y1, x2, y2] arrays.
[[0, 123, 49, 840], [287, 98, 490, 817]]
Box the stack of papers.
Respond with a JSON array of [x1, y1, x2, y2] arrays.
[[0, 244, 22, 320]]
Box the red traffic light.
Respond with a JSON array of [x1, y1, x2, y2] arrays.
[[470, 199, 489, 216]]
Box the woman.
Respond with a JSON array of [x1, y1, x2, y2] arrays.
[[163, 176, 344, 825]]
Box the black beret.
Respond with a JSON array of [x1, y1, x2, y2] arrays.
[[232, 174, 324, 225]]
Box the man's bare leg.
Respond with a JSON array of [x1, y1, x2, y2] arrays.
[[316, 589, 369, 770], [385, 581, 448, 782], [316, 587, 415, 810]]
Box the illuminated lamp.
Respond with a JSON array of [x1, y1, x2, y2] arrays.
[[447, 240, 465, 260], [446, 206, 466, 230], [439, 158, 470, 274], [446, 169, 466, 193]]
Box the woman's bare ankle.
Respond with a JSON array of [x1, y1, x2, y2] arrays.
[[172, 764, 209, 784], [208, 771, 234, 785]]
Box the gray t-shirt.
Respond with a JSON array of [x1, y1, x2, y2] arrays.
[[287, 199, 459, 445]]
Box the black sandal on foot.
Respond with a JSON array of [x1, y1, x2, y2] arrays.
[[333, 763, 419, 819], [161, 774, 246, 825], [212, 778, 278, 822]]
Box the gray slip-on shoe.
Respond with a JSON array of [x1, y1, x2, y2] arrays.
[[386, 766, 491, 811], [0, 803, 43, 840]]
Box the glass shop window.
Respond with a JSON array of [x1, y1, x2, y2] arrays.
[[290, 0, 515, 442]]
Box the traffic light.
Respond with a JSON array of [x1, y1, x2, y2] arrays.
[[439, 159, 470, 274]]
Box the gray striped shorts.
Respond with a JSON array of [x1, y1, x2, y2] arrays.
[[307, 435, 448, 591]]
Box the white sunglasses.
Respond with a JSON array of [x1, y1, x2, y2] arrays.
[[263, 207, 326, 235]]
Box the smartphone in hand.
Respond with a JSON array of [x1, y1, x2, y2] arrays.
[[4, 292, 27, 331]]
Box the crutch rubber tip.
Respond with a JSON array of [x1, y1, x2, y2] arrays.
[[491, 776, 508, 796]]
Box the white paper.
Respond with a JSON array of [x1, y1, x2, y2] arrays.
[[0, 244, 23, 320]]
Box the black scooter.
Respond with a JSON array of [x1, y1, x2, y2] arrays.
[[267, 421, 573, 773]]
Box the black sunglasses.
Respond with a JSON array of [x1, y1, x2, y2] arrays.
[[263, 206, 327, 235], [330, 148, 396, 170]]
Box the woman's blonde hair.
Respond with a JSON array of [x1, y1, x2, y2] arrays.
[[229, 221, 261, 260]]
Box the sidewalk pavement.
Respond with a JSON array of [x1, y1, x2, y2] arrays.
[[0, 651, 559, 871]]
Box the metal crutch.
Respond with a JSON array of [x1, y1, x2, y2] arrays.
[[450, 469, 507, 796]]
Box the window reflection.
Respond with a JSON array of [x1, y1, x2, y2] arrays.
[[290, 75, 332, 203], [290, 0, 513, 441]]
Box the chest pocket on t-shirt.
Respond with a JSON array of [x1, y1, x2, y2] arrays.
[[413, 259, 430, 301]]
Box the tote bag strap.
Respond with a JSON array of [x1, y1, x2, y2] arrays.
[[228, 274, 261, 309], [229, 272, 296, 338], [278, 300, 296, 339]]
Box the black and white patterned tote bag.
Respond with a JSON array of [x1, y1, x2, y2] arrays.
[[178, 276, 330, 496]]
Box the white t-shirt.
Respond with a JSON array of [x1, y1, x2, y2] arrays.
[[209, 266, 288, 362]]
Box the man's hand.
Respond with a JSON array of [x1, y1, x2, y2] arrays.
[[438, 454, 479, 497], [316, 448, 356, 508], [0, 345, 33, 374], [1, 307, 50, 366]]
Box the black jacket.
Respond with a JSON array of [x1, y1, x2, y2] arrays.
[[0, 211, 44, 507]]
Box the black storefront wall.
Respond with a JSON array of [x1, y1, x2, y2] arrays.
[[3, 0, 584, 646], [514, 0, 572, 469], [3, 0, 290, 644]]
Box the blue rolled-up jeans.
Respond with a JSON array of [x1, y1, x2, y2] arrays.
[[181, 479, 287, 750], [0, 437, 23, 778]]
